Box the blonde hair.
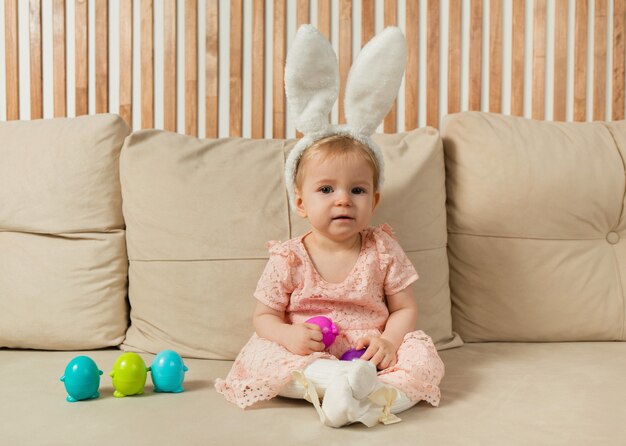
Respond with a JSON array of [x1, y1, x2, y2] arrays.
[[294, 135, 381, 192]]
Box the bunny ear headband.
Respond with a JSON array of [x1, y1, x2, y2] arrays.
[[284, 25, 407, 208]]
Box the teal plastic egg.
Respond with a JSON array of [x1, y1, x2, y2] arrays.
[[60, 356, 103, 402], [150, 350, 188, 393]]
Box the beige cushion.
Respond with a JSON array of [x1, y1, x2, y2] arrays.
[[0, 114, 130, 349], [442, 111, 626, 341], [3, 343, 626, 444], [120, 128, 461, 360]]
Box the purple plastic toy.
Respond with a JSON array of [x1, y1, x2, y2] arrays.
[[305, 316, 339, 348], [340, 348, 367, 361]]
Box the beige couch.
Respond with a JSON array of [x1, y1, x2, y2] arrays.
[[2, 112, 625, 445]]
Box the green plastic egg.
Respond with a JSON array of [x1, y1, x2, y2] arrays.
[[109, 352, 149, 398]]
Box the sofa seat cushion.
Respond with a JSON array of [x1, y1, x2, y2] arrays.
[[0, 115, 130, 349], [119, 128, 461, 359], [442, 112, 626, 341], [2, 343, 625, 444]]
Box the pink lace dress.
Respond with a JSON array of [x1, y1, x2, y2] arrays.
[[215, 224, 445, 409]]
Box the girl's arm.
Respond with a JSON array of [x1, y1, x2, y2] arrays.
[[357, 284, 418, 369], [380, 284, 418, 350], [253, 301, 325, 355]]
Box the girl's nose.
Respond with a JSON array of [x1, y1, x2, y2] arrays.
[[334, 190, 352, 206]]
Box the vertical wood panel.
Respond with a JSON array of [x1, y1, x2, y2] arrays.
[[614, 0, 625, 120], [489, 0, 502, 113], [594, 0, 607, 120], [6, 0, 626, 131], [532, 0, 546, 120], [553, 0, 567, 121], [574, 0, 587, 121], [448, 0, 461, 115], [95, 0, 108, 114], [383, 0, 397, 132], [426, 0, 439, 128], [230, 0, 242, 136], [163, 0, 177, 131], [5, 0, 20, 120], [469, 0, 483, 111], [185, 0, 198, 136], [318, 0, 330, 40], [206, 0, 219, 137], [252, 0, 265, 138], [297, 0, 309, 28], [119, 0, 133, 127], [29, 0, 43, 119], [338, 0, 352, 124], [141, 0, 154, 128], [510, 0, 524, 116], [362, 0, 375, 45], [273, 0, 286, 137], [53, 0, 66, 117], [405, 0, 418, 129], [75, 0, 88, 116]]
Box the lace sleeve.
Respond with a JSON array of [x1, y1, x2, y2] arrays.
[[374, 224, 419, 296], [252, 241, 295, 312]]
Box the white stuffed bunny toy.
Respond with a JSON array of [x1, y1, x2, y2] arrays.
[[284, 25, 408, 208]]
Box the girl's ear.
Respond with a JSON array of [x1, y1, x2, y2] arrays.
[[344, 27, 407, 135], [294, 188, 308, 218], [373, 191, 381, 210], [285, 25, 339, 135]]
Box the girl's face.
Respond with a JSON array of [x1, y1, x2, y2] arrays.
[[294, 152, 380, 244]]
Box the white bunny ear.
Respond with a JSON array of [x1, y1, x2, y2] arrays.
[[285, 25, 339, 135], [344, 27, 407, 135]]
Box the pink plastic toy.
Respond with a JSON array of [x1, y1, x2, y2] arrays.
[[305, 316, 339, 348]]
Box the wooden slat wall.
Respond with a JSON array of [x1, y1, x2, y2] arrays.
[[29, 0, 42, 119], [163, 0, 176, 132], [140, 0, 154, 129], [5, 0, 19, 120], [95, 0, 108, 114], [427, 0, 439, 128], [594, 0, 608, 121], [574, 0, 588, 121], [185, 0, 197, 136], [230, 0, 242, 136], [614, 0, 626, 120], [272, 0, 285, 138], [3, 0, 626, 135], [511, 0, 525, 117], [489, 0, 502, 114], [75, 0, 88, 116], [119, 0, 133, 127], [468, 0, 482, 112], [206, 0, 219, 138], [448, 0, 461, 116], [532, 0, 546, 120], [251, 0, 264, 138], [404, 0, 418, 130], [52, 0, 66, 117]]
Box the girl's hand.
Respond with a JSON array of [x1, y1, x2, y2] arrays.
[[285, 323, 325, 356], [356, 336, 398, 370]]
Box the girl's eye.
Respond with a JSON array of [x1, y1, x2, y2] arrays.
[[352, 187, 366, 194], [319, 186, 333, 194]]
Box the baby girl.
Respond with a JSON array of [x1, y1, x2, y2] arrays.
[[215, 25, 444, 428]]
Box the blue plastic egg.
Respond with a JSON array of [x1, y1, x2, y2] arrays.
[[150, 350, 188, 393], [60, 356, 103, 402]]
